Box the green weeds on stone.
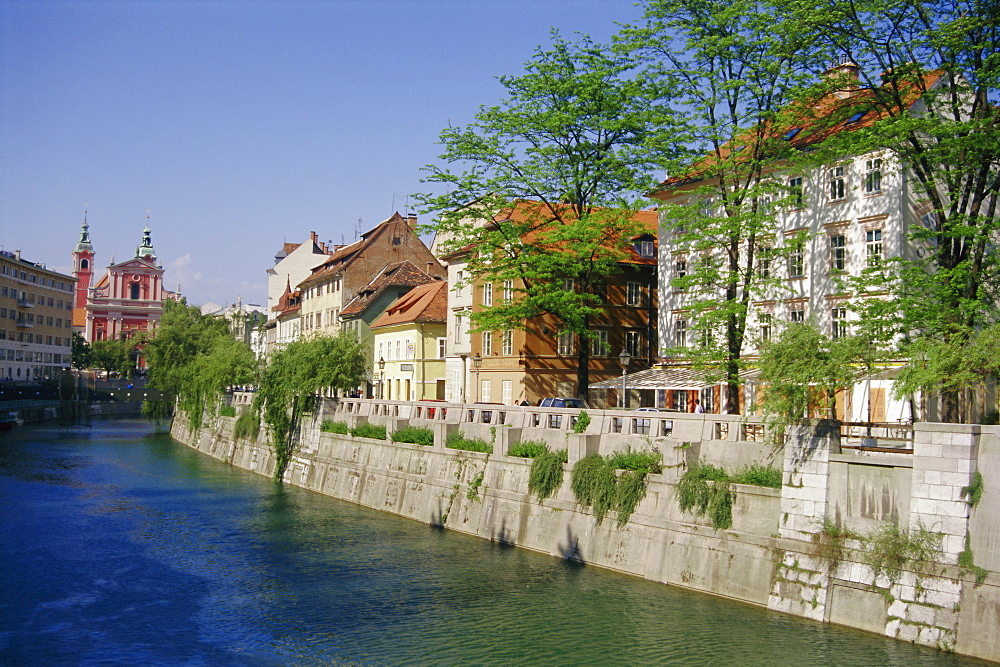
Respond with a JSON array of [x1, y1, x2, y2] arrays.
[[219, 404, 237, 417], [233, 408, 261, 441], [571, 449, 661, 527], [508, 440, 548, 458], [350, 423, 387, 440], [961, 470, 984, 508], [446, 431, 493, 454], [573, 410, 591, 434], [528, 449, 567, 501], [863, 523, 942, 585], [320, 420, 349, 434], [391, 425, 434, 446]]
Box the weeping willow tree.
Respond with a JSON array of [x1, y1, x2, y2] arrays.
[[143, 300, 257, 426], [251, 334, 368, 480]]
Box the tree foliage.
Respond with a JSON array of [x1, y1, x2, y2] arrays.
[[780, 0, 1000, 421], [71, 332, 91, 371], [143, 299, 256, 426], [420, 31, 674, 395], [90, 337, 136, 377], [617, 0, 827, 413], [253, 334, 368, 480]]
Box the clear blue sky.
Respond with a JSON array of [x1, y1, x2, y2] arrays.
[[0, 0, 645, 308]]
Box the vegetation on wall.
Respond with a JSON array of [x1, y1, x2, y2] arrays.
[[320, 420, 349, 434], [571, 449, 662, 527], [391, 425, 434, 446], [446, 431, 493, 454], [676, 463, 782, 530], [349, 422, 387, 440], [862, 523, 942, 586], [508, 440, 548, 459], [528, 448, 568, 502]]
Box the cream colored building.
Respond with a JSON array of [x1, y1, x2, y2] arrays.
[[370, 281, 448, 402]]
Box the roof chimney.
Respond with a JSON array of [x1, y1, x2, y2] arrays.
[[823, 60, 861, 98], [406, 214, 418, 229]]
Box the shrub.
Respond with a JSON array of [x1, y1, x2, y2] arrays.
[[233, 409, 260, 441], [962, 470, 984, 508], [573, 410, 591, 434], [445, 431, 493, 454], [614, 469, 649, 528], [219, 404, 237, 417], [732, 464, 782, 489], [350, 422, 387, 440], [528, 449, 567, 501], [391, 425, 434, 446], [608, 448, 662, 473], [508, 440, 548, 458], [675, 464, 734, 530], [570, 455, 618, 524], [321, 420, 349, 434]]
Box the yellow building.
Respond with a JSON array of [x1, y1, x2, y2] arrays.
[[370, 281, 448, 402]]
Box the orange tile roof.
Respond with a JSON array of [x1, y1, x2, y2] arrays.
[[340, 261, 437, 318], [653, 69, 943, 195], [370, 280, 448, 329]]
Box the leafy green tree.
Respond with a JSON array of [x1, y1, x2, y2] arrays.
[[420, 32, 674, 395], [617, 0, 826, 413], [254, 334, 368, 480], [143, 299, 256, 425], [71, 332, 91, 371], [757, 323, 858, 440], [90, 338, 134, 377], [782, 0, 1000, 421]]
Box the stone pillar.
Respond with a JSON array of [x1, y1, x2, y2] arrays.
[[779, 419, 840, 541], [909, 423, 978, 564], [493, 427, 522, 457], [433, 422, 459, 450], [565, 433, 601, 466]]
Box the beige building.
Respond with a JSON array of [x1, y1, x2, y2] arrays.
[[0, 249, 77, 381]]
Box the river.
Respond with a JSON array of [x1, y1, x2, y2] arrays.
[[0, 418, 989, 665]]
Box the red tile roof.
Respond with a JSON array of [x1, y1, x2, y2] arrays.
[[340, 261, 437, 318]]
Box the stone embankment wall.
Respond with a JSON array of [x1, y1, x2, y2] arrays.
[[2, 399, 143, 425], [173, 396, 1000, 663]]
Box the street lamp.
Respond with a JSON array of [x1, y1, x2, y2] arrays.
[[377, 356, 386, 400], [473, 352, 482, 403], [459, 353, 468, 403], [618, 348, 632, 409]]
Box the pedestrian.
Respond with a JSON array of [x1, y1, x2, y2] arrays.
[[694, 399, 704, 414]]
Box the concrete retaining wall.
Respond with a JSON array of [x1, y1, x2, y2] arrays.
[[172, 399, 1000, 663]]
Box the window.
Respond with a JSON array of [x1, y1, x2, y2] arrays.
[[790, 308, 805, 323], [454, 312, 465, 344], [587, 330, 607, 357], [784, 127, 802, 141], [502, 380, 512, 405], [562, 278, 575, 292], [626, 282, 642, 306], [481, 380, 491, 403], [829, 166, 846, 201], [866, 229, 883, 266], [395, 339, 401, 360], [674, 390, 689, 413], [482, 283, 493, 307], [674, 319, 687, 347], [502, 280, 514, 303], [130, 284, 141, 300], [557, 330, 574, 356], [501, 329, 513, 356], [636, 238, 655, 257], [625, 330, 641, 357], [455, 270, 464, 297], [757, 248, 771, 279], [788, 242, 805, 278], [760, 313, 772, 342], [406, 339, 414, 359], [832, 307, 848, 339], [482, 331, 493, 356], [701, 386, 714, 413], [865, 158, 882, 194], [437, 338, 447, 359], [829, 235, 846, 272], [674, 259, 687, 289], [699, 198, 714, 218]]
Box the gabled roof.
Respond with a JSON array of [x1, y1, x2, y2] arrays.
[[340, 261, 437, 319], [272, 278, 301, 318], [369, 280, 448, 330], [298, 212, 436, 289], [652, 66, 944, 195]]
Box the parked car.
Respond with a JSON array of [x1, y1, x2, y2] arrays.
[[539, 398, 587, 409]]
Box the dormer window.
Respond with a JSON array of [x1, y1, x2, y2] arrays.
[[784, 128, 802, 141], [634, 235, 655, 257], [846, 111, 865, 124]]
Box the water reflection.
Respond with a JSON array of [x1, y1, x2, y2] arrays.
[[0, 419, 987, 665]]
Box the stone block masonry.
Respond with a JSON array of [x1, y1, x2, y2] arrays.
[[171, 400, 1000, 664]]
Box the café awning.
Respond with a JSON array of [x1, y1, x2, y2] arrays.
[[589, 365, 758, 391]]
